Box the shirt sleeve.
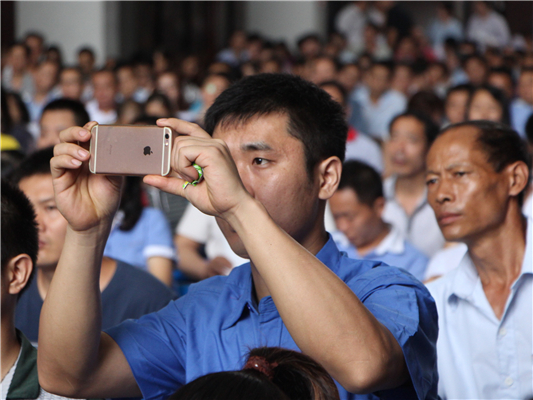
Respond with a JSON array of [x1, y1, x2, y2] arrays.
[[143, 208, 177, 262], [105, 298, 188, 400], [349, 267, 439, 400]]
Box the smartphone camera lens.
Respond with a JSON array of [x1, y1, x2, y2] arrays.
[[165, 133, 169, 139]]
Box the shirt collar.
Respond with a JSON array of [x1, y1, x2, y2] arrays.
[[221, 234, 342, 329], [372, 225, 405, 256], [7, 330, 40, 399]]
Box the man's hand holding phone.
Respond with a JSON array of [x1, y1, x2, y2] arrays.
[[51, 121, 123, 234]]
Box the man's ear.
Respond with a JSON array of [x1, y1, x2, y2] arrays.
[[373, 196, 386, 217], [317, 156, 342, 200], [506, 160, 529, 199], [7, 254, 34, 295]]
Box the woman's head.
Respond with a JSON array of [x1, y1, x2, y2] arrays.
[[467, 84, 510, 125]]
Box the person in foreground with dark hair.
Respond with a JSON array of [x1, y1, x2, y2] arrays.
[[37, 97, 90, 150], [9, 147, 175, 344], [330, 160, 428, 281], [0, 180, 71, 399], [38, 73, 438, 399], [425, 121, 532, 398], [170, 347, 339, 400]]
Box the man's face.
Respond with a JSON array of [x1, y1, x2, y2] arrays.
[[465, 59, 487, 86], [330, 188, 383, 249], [368, 65, 390, 97], [487, 73, 513, 100], [117, 67, 138, 99], [445, 90, 469, 125], [518, 72, 533, 105], [60, 69, 83, 100], [467, 89, 503, 123], [386, 116, 428, 177], [426, 127, 510, 243], [93, 71, 117, 109], [19, 175, 68, 269], [38, 109, 77, 149], [35, 62, 58, 93], [212, 113, 319, 258]]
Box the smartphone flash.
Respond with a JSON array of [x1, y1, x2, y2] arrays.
[[165, 142, 169, 146]]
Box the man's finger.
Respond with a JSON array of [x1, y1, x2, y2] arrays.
[[143, 175, 187, 198], [59, 125, 92, 144], [156, 118, 211, 139]]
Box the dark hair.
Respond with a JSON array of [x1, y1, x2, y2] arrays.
[[297, 33, 321, 49], [169, 347, 339, 400], [145, 92, 173, 118], [389, 111, 440, 147], [525, 113, 533, 145], [441, 120, 531, 205], [118, 177, 144, 231], [407, 90, 445, 125], [1, 179, 38, 297], [133, 115, 159, 126], [318, 80, 347, 105], [370, 60, 394, 76], [467, 84, 511, 126], [204, 73, 347, 178], [8, 146, 54, 185], [78, 46, 95, 58], [41, 98, 90, 127], [488, 66, 514, 85], [11, 41, 31, 58], [439, 1, 454, 15], [445, 83, 475, 102], [4, 90, 31, 125], [337, 160, 384, 207]]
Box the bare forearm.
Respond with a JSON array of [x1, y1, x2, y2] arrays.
[[226, 199, 407, 392], [38, 225, 109, 390], [148, 256, 174, 286], [175, 236, 209, 280]]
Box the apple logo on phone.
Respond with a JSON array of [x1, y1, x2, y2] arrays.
[[143, 146, 153, 156]]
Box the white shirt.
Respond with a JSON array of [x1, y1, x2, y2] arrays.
[[344, 130, 384, 174], [85, 99, 117, 125], [353, 87, 406, 141], [176, 203, 247, 269], [466, 10, 511, 49], [382, 176, 445, 258], [424, 243, 468, 281], [427, 219, 533, 400]]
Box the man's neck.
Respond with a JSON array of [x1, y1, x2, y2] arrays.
[[37, 257, 117, 300], [394, 172, 427, 215], [1, 316, 21, 381], [357, 223, 391, 257], [369, 90, 385, 104]]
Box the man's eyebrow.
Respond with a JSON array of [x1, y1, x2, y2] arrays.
[[241, 142, 273, 152], [38, 196, 55, 205]]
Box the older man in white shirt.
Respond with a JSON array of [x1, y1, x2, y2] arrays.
[[425, 120, 532, 399]]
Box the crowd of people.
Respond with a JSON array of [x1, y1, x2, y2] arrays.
[[1, 1, 533, 399]]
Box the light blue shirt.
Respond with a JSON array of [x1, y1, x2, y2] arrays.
[[510, 98, 533, 139], [107, 235, 439, 400], [427, 219, 533, 399], [332, 225, 429, 281], [104, 207, 176, 270]]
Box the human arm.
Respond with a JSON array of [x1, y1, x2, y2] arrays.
[[147, 256, 174, 286], [145, 118, 411, 393], [174, 234, 232, 280], [36, 123, 141, 398]]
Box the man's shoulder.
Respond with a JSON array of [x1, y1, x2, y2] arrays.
[[425, 267, 461, 302]]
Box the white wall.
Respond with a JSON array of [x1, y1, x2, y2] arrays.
[[15, 1, 118, 67], [244, 1, 327, 51]]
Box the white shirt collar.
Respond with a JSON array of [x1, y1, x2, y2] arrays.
[[373, 224, 405, 256]]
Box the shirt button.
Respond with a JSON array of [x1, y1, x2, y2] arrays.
[[499, 327, 507, 337], [505, 377, 513, 386]]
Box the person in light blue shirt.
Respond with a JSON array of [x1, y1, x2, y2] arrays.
[[329, 160, 428, 281], [427, 2, 463, 61], [510, 68, 533, 138], [426, 121, 532, 399], [37, 73, 438, 400]]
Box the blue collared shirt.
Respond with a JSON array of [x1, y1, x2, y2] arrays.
[[107, 235, 438, 400]]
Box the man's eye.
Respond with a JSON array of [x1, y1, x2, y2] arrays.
[[253, 158, 267, 165], [426, 178, 437, 185], [454, 171, 466, 177]]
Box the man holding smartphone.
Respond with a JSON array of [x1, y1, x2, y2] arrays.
[[37, 73, 438, 400]]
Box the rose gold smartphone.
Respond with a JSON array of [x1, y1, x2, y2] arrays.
[[89, 125, 176, 176]]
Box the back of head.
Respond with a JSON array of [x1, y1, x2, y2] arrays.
[[338, 160, 383, 207], [1, 179, 38, 280], [204, 73, 347, 177], [168, 370, 289, 400], [8, 146, 54, 186], [41, 98, 90, 127], [245, 347, 340, 400]]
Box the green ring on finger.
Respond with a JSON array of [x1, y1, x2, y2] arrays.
[[182, 163, 204, 189]]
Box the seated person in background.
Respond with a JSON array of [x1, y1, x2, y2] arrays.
[[466, 84, 510, 125], [37, 98, 89, 150], [170, 347, 340, 400], [382, 111, 445, 258], [0, 180, 70, 399], [103, 176, 177, 287], [144, 92, 173, 118], [319, 80, 383, 174], [37, 73, 437, 400], [175, 202, 248, 280], [9, 147, 175, 343], [443, 83, 473, 127], [330, 160, 428, 281], [426, 121, 532, 399], [58, 67, 84, 102], [510, 67, 533, 138], [85, 69, 117, 124]]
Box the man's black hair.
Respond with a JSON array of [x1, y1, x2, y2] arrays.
[[1, 180, 38, 297], [370, 60, 394, 75], [78, 46, 95, 58], [9, 146, 54, 185], [389, 110, 440, 147], [525, 113, 533, 146], [204, 73, 347, 178], [407, 91, 445, 124], [488, 66, 515, 85], [445, 83, 475, 101], [319, 80, 347, 106], [337, 160, 384, 207], [297, 33, 321, 49], [441, 120, 531, 205], [41, 98, 90, 127]]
